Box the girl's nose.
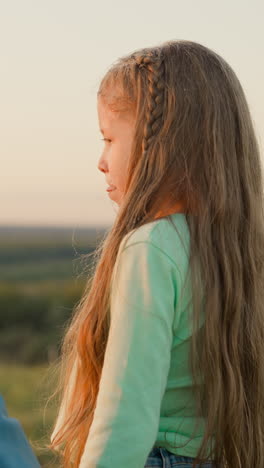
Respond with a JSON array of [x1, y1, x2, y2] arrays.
[[97, 155, 108, 173]]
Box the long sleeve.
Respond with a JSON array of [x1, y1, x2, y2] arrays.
[[79, 240, 177, 468]]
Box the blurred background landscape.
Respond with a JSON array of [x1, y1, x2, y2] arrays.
[[0, 224, 108, 466]]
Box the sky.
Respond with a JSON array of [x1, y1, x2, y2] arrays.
[[1, 0, 263, 228]]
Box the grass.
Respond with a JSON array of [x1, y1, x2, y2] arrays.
[[0, 363, 60, 467], [0, 225, 105, 466]]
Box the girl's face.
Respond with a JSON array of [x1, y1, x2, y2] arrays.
[[97, 94, 136, 206]]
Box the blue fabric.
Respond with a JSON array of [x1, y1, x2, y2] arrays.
[[144, 446, 215, 467], [0, 395, 40, 468]]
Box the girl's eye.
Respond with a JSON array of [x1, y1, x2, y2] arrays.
[[100, 138, 112, 143]]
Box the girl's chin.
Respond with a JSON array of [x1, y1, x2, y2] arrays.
[[107, 189, 123, 206]]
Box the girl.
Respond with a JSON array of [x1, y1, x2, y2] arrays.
[[49, 40, 264, 467]]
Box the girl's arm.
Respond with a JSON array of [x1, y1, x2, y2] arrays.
[[79, 240, 176, 468]]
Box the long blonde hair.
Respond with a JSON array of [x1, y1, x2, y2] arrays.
[[49, 40, 264, 467]]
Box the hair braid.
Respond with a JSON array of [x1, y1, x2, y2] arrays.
[[134, 52, 166, 157]]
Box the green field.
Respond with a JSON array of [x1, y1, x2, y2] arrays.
[[0, 363, 60, 467], [0, 224, 108, 467]]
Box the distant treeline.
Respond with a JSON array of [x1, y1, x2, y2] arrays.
[[0, 244, 93, 264]]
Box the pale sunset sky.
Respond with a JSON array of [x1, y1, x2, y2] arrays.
[[1, 0, 263, 228]]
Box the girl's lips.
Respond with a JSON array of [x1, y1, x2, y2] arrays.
[[106, 185, 116, 192]]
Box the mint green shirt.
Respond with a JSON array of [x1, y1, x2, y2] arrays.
[[79, 213, 212, 467]]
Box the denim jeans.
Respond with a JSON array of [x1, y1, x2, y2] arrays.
[[144, 446, 215, 467]]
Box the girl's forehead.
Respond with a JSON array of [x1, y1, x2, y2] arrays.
[[98, 89, 134, 115], [98, 96, 135, 130], [97, 99, 120, 129], [98, 91, 120, 109]]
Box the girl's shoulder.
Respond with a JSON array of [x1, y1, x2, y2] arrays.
[[121, 213, 190, 262]]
